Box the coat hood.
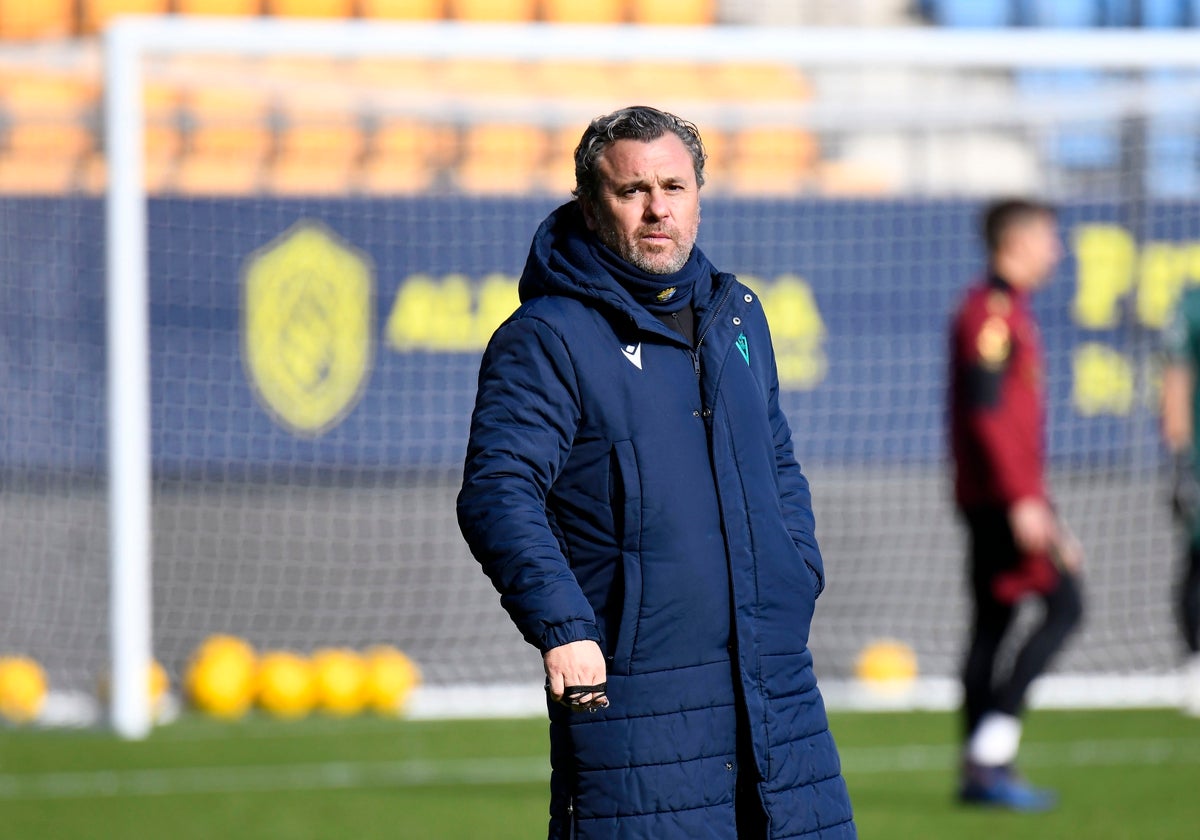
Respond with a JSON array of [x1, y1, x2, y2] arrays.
[[518, 201, 718, 336]]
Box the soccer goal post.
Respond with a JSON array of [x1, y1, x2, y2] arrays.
[[85, 17, 1200, 739]]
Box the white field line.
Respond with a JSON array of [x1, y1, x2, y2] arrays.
[[0, 738, 1197, 801]]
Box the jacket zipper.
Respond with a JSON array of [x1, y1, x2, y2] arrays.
[[567, 796, 576, 839], [692, 282, 735, 378]]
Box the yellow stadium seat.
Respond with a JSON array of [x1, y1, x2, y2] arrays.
[[0, 153, 79, 193], [79, 152, 175, 195], [533, 60, 624, 102], [455, 123, 548, 194], [447, 0, 535, 22], [0, 0, 74, 40], [542, 0, 624, 23], [6, 122, 93, 156], [80, 1, 171, 36], [355, 157, 438, 194], [264, 0, 353, 18], [536, 124, 582, 196], [726, 126, 819, 196], [620, 61, 711, 106], [171, 154, 265, 195], [184, 87, 274, 157], [629, 0, 712, 25], [441, 59, 535, 97], [175, 0, 262, 14], [815, 160, 895, 197], [265, 158, 357, 195], [709, 62, 811, 102], [0, 74, 99, 115], [369, 118, 458, 167], [358, 0, 444, 20], [358, 117, 454, 193]]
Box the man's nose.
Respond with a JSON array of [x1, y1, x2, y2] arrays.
[[644, 189, 669, 220]]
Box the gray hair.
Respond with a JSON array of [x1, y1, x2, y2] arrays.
[[572, 106, 707, 204]]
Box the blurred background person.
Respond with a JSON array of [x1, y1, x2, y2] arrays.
[[948, 198, 1085, 810], [1159, 289, 1200, 716]]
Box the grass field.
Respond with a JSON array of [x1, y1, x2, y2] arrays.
[[1, 708, 1197, 839]]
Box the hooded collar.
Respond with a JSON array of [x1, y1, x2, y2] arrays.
[[518, 202, 718, 339]]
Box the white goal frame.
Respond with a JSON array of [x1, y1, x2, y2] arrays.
[[105, 16, 1200, 739]]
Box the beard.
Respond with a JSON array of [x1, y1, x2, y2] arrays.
[[594, 216, 698, 275]]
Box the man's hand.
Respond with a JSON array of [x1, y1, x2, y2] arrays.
[[1009, 497, 1057, 556], [1052, 517, 1085, 575], [544, 639, 609, 712]]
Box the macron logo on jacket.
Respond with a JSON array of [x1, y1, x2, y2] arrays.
[[622, 343, 643, 370]]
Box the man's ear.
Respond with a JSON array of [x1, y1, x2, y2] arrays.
[[578, 198, 597, 232]]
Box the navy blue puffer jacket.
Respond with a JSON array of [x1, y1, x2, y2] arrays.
[[458, 203, 855, 839]]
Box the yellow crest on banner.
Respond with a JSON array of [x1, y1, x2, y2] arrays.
[[242, 222, 373, 437]]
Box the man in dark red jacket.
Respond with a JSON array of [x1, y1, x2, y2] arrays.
[[948, 198, 1084, 811]]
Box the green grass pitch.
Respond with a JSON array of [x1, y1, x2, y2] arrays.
[[1, 708, 1197, 838]]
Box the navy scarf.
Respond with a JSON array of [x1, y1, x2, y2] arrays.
[[591, 240, 705, 316]]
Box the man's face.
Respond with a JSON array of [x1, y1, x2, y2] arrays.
[[581, 134, 701, 275], [1012, 213, 1062, 289]]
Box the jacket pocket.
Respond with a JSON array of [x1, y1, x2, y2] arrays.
[[609, 439, 643, 674]]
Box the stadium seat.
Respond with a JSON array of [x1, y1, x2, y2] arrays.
[[629, 0, 713, 25], [0, 0, 74, 40], [536, 124, 584, 195], [357, 0, 444, 20], [263, 0, 353, 18], [0, 153, 80, 193], [1144, 70, 1200, 197], [1138, 0, 1187, 26], [267, 112, 364, 195], [171, 155, 265, 194], [358, 117, 456, 193], [708, 62, 812, 102], [1023, 0, 1101, 26], [620, 61, 712, 105], [454, 123, 548, 194], [725, 126, 819, 196], [442, 59, 534, 97], [1016, 69, 1120, 170], [533, 59, 625, 102], [80, 0, 170, 35], [447, 0, 536, 22], [79, 151, 175, 194], [174, 0, 262, 14], [542, 0, 625, 23], [925, 0, 1011, 27]]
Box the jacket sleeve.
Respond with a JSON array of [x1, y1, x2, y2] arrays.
[[763, 322, 825, 597], [456, 316, 601, 653], [955, 306, 1045, 505]]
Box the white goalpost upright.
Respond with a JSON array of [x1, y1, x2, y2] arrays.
[[94, 17, 1200, 738]]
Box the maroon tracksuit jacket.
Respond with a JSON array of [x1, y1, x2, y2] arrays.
[[949, 274, 1056, 602]]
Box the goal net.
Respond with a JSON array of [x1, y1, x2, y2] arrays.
[[3, 17, 1199, 735]]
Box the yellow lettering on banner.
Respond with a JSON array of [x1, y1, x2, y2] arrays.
[[1071, 342, 1134, 417], [383, 272, 827, 388], [1136, 242, 1200, 329], [756, 274, 828, 390], [1072, 225, 1136, 329], [386, 273, 519, 352], [473, 274, 521, 346]]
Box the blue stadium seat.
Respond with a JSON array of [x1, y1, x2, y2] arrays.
[[925, 0, 1012, 27], [1140, 0, 1187, 26], [1144, 70, 1200, 197], [1022, 0, 1101, 26], [1016, 69, 1121, 170]]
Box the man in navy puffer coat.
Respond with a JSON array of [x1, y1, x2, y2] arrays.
[[457, 106, 855, 839]]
